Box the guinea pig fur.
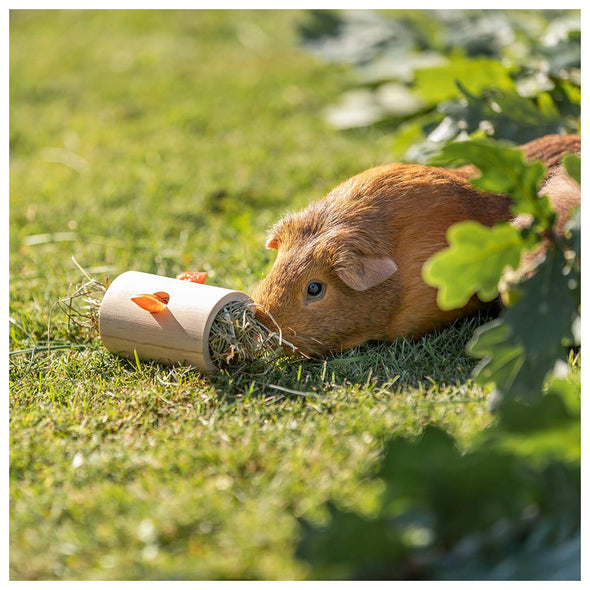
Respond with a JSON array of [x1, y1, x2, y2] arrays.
[[251, 134, 580, 357]]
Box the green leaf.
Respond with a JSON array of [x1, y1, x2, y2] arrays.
[[423, 221, 525, 310], [545, 376, 581, 416], [497, 392, 574, 434], [413, 55, 515, 106], [536, 91, 560, 119], [378, 425, 459, 488], [489, 388, 580, 465], [410, 84, 571, 163], [467, 318, 525, 391], [298, 9, 342, 42], [563, 153, 580, 184], [378, 425, 558, 546], [468, 249, 579, 399]]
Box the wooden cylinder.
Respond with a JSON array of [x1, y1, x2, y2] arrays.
[[99, 271, 251, 372]]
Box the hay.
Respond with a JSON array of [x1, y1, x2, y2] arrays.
[[58, 259, 108, 341], [207, 300, 299, 372]]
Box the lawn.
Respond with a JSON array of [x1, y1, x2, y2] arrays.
[[9, 10, 577, 580]]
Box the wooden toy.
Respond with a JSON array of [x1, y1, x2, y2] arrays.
[[99, 270, 256, 373]]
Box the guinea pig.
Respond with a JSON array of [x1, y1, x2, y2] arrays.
[[251, 134, 580, 357]]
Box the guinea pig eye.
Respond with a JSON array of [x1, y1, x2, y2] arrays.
[[306, 281, 324, 300]]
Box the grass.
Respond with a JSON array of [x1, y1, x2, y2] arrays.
[[10, 320, 497, 580], [9, 10, 580, 581]]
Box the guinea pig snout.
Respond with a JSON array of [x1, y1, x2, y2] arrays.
[[252, 301, 286, 337], [251, 282, 302, 351], [250, 287, 281, 332], [252, 303, 273, 329]]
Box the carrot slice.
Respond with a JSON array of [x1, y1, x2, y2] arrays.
[[176, 271, 208, 284], [131, 293, 168, 313]]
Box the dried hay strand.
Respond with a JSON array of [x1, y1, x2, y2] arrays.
[[58, 259, 108, 342]]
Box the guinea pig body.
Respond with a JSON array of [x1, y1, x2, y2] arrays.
[[252, 134, 580, 356]]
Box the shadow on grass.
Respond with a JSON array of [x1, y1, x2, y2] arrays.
[[207, 312, 496, 398]]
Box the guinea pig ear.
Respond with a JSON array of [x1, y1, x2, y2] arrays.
[[335, 254, 398, 291], [265, 235, 279, 250]]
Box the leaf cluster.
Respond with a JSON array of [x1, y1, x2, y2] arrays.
[[425, 140, 580, 400], [299, 9, 580, 161]]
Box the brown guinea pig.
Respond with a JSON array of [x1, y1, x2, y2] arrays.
[[251, 134, 580, 356]]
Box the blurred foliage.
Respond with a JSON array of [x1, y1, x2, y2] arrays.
[[299, 9, 580, 161], [298, 394, 579, 580], [296, 13, 580, 575]]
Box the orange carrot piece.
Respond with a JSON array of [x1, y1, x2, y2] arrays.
[[175, 271, 208, 284], [131, 293, 168, 313]]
